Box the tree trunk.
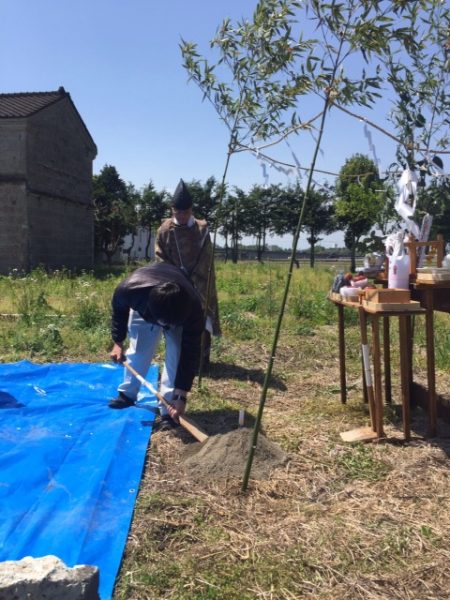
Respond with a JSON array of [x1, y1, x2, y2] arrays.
[[309, 238, 315, 268], [102, 234, 122, 266], [231, 233, 238, 263], [224, 235, 229, 263], [104, 248, 114, 266], [256, 233, 263, 262], [123, 232, 135, 265], [350, 239, 356, 272], [145, 229, 152, 261]]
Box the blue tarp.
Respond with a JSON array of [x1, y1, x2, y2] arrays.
[[0, 360, 159, 600]]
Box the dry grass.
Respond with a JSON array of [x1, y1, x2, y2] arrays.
[[114, 332, 450, 600], [2, 264, 449, 598]]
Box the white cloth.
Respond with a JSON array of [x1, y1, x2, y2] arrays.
[[118, 310, 182, 415], [205, 315, 213, 335], [172, 215, 195, 227]]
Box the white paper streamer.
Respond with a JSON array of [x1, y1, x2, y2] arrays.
[[362, 344, 372, 387], [285, 139, 303, 180], [259, 159, 269, 188], [396, 168, 418, 218], [363, 123, 381, 168], [394, 168, 420, 237]]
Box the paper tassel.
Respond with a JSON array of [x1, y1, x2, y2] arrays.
[[363, 124, 381, 168], [395, 168, 418, 219]]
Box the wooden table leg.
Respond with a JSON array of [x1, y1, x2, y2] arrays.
[[371, 315, 384, 438], [383, 316, 392, 404], [424, 289, 437, 436], [359, 308, 376, 432], [398, 315, 411, 441], [337, 303, 347, 404], [408, 315, 415, 397], [361, 353, 368, 404]]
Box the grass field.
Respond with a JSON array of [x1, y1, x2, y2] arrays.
[[1, 262, 450, 599]]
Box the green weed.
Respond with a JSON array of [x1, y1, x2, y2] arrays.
[[75, 301, 106, 330], [337, 444, 391, 481], [9, 322, 65, 358]]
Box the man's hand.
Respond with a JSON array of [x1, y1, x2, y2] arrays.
[[110, 342, 125, 364], [167, 390, 188, 422]]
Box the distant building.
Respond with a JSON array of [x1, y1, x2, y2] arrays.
[[119, 226, 155, 263], [0, 87, 97, 273]]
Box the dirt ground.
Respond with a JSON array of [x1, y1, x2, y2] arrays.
[[180, 427, 288, 482], [116, 340, 450, 600]]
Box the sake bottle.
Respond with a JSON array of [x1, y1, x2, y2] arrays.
[[388, 234, 410, 289]]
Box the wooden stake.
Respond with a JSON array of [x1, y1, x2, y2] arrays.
[[340, 308, 380, 443], [340, 426, 379, 443], [358, 307, 377, 433]]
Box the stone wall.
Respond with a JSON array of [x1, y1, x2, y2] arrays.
[[27, 98, 95, 205], [0, 181, 29, 273], [0, 96, 96, 273], [27, 192, 94, 270], [0, 120, 26, 176]]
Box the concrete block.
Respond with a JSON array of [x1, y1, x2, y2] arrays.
[[0, 555, 100, 600]]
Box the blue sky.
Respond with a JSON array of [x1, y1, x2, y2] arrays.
[[0, 0, 415, 247]]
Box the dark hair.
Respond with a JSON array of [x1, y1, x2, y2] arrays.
[[148, 282, 191, 325]]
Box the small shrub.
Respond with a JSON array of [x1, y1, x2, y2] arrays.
[[11, 323, 65, 358], [76, 301, 105, 330], [17, 290, 56, 326]]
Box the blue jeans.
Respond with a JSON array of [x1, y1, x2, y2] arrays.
[[118, 310, 182, 415]]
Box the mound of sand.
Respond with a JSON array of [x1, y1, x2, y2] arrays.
[[181, 427, 288, 481]]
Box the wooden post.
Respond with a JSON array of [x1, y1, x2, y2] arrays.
[[361, 353, 368, 404], [371, 315, 384, 438], [398, 315, 411, 441], [437, 234, 444, 267], [383, 316, 392, 404], [407, 315, 414, 395], [337, 303, 347, 404], [409, 246, 417, 276], [359, 308, 377, 432], [424, 289, 437, 436], [405, 237, 445, 275]]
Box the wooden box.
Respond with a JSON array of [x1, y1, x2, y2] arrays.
[[416, 267, 450, 283], [364, 288, 410, 304]]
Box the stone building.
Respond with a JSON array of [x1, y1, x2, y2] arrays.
[[0, 87, 97, 273]]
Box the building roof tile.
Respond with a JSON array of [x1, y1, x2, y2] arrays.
[[0, 87, 97, 153], [0, 87, 67, 118]]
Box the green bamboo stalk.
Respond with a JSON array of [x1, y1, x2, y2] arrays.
[[197, 91, 244, 386], [242, 31, 349, 493], [198, 144, 234, 385]]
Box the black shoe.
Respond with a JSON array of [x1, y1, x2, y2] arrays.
[[108, 392, 135, 409], [157, 414, 180, 431]]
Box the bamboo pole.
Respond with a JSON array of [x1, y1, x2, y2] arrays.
[[242, 21, 352, 492]]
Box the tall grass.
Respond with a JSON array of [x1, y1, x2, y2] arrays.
[[0, 267, 124, 362], [0, 262, 449, 373]]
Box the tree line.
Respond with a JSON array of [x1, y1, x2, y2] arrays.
[[93, 155, 450, 270]]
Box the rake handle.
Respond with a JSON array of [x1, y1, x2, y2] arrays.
[[123, 361, 208, 443]]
